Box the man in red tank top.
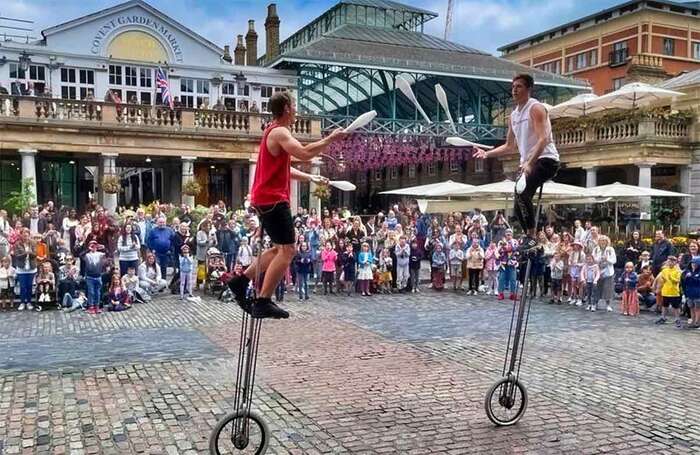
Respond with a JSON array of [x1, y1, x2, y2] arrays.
[[229, 91, 345, 318]]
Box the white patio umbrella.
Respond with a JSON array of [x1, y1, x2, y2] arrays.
[[379, 180, 474, 197], [587, 82, 684, 111], [549, 93, 601, 119], [583, 182, 692, 231], [417, 196, 605, 214], [449, 179, 585, 198]]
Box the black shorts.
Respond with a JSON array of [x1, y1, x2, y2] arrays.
[[255, 201, 295, 245], [662, 296, 681, 309]]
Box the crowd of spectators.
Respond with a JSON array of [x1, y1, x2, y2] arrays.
[[0, 198, 697, 329]]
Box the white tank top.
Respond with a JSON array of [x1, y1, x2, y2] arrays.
[[510, 98, 559, 164]]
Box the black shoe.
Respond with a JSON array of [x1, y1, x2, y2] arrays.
[[518, 236, 537, 252], [252, 298, 290, 319], [228, 275, 250, 302]]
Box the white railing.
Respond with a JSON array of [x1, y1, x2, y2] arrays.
[[654, 118, 689, 138], [555, 128, 585, 146], [35, 99, 102, 121], [595, 120, 639, 141], [195, 110, 251, 131]]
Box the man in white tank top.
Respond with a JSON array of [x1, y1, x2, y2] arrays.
[[474, 74, 560, 250]]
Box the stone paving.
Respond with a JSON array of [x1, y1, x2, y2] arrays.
[[0, 287, 698, 454]]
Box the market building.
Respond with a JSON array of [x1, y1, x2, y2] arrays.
[[499, 0, 700, 95]]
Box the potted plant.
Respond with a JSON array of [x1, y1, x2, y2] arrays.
[[311, 183, 331, 202], [101, 175, 121, 194], [182, 179, 203, 196]]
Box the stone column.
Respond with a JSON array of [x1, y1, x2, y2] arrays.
[[181, 156, 197, 208], [688, 152, 700, 231], [679, 165, 691, 232], [18, 148, 38, 204], [637, 163, 653, 218], [290, 179, 300, 215], [584, 166, 597, 188], [100, 153, 118, 214], [308, 158, 322, 215], [248, 159, 257, 191]]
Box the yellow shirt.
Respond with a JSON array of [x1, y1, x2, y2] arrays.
[[660, 266, 681, 297]]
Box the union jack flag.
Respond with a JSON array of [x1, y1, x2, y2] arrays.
[[156, 67, 173, 109]]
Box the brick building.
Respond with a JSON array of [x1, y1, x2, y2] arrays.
[[499, 0, 700, 95]]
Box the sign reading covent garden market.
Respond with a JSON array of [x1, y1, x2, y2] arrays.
[[91, 14, 183, 61]]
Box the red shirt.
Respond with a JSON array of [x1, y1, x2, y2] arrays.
[[250, 122, 291, 206]]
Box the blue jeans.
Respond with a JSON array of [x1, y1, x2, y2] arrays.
[[86, 276, 102, 308], [155, 253, 169, 279], [119, 259, 139, 277], [297, 272, 309, 299], [223, 252, 236, 271], [498, 266, 517, 294], [17, 272, 35, 304]]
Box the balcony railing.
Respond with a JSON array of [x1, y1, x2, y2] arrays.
[[609, 48, 629, 67], [0, 95, 321, 138], [554, 116, 690, 147]]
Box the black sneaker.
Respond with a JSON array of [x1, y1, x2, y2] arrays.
[[518, 236, 537, 252], [252, 298, 290, 319], [228, 275, 252, 314]]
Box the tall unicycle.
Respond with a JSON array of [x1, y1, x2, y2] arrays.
[[484, 179, 544, 426], [210, 235, 270, 454]]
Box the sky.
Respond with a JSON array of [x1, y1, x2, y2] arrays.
[[1, 0, 628, 55]]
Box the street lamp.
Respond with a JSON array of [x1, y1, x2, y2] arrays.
[[235, 71, 247, 92], [18, 51, 31, 72]]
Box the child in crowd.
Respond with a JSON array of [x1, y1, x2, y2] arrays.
[[0, 256, 15, 309], [580, 254, 600, 311], [431, 243, 447, 291], [619, 261, 639, 316], [294, 242, 313, 300], [636, 250, 652, 273], [62, 290, 87, 313], [36, 261, 55, 304], [657, 256, 682, 327], [681, 257, 700, 328], [378, 248, 393, 294], [394, 236, 410, 292], [357, 242, 374, 297], [179, 244, 195, 300], [449, 241, 464, 291], [236, 237, 253, 268], [106, 274, 130, 312], [122, 266, 149, 304], [83, 240, 106, 314], [483, 242, 498, 295], [653, 271, 665, 313], [340, 243, 356, 296], [408, 239, 422, 293], [497, 240, 519, 301], [549, 252, 564, 304], [466, 239, 484, 295], [636, 265, 655, 311], [320, 241, 337, 295], [568, 241, 585, 305], [57, 255, 80, 302]]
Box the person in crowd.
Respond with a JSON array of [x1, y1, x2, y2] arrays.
[[593, 235, 616, 313], [651, 230, 673, 276], [408, 239, 422, 294], [550, 252, 564, 304], [216, 219, 238, 271], [0, 256, 16, 310], [122, 266, 149, 304], [449, 241, 464, 292], [35, 261, 55, 305], [498, 231, 519, 301], [619, 262, 639, 316], [466, 238, 484, 295], [179, 244, 195, 300], [679, 240, 699, 270], [12, 228, 37, 311], [580, 254, 600, 311], [395, 236, 410, 292], [106, 274, 130, 312], [320, 241, 337, 295], [23, 206, 47, 235], [139, 252, 167, 294], [568, 240, 585, 306], [431, 243, 447, 291], [656, 256, 682, 327], [339, 243, 355, 296], [483, 242, 498, 295], [117, 223, 141, 276], [681, 257, 700, 329], [573, 219, 585, 242], [147, 216, 175, 280], [83, 240, 106, 314], [378, 248, 393, 294], [624, 231, 645, 265], [637, 265, 656, 311], [357, 242, 374, 297], [637, 250, 652, 273], [61, 208, 79, 251], [294, 242, 313, 300]]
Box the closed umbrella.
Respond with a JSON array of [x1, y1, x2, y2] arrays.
[[587, 82, 684, 111], [549, 93, 601, 119]]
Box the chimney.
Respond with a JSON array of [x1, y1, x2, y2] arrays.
[[234, 35, 246, 66], [222, 45, 233, 63], [265, 3, 281, 63], [245, 20, 258, 66]]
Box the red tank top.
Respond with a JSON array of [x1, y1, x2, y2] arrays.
[[250, 122, 291, 206]]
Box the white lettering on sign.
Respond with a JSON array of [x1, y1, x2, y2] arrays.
[[91, 14, 184, 62]]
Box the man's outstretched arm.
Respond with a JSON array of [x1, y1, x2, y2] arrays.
[[273, 127, 346, 162]]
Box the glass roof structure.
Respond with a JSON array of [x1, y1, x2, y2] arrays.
[[263, 0, 590, 141]]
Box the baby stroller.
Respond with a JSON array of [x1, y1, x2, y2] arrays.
[[205, 248, 228, 298]]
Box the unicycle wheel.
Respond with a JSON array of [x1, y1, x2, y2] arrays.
[[209, 410, 270, 454], [484, 376, 528, 426]]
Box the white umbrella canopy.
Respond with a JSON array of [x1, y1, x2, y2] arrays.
[[583, 182, 691, 198], [417, 196, 605, 214], [587, 82, 684, 111], [380, 180, 474, 197], [449, 179, 585, 198], [549, 93, 602, 119]]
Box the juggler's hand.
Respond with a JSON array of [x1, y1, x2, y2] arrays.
[[311, 175, 330, 185], [326, 128, 347, 143], [472, 147, 488, 159]]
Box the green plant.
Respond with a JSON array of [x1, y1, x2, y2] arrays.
[[101, 175, 121, 194], [2, 178, 35, 216], [651, 197, 683, 226], [553, 106, 694, 135], [312, 184, 331, 201], [182, 179, 203, 196]]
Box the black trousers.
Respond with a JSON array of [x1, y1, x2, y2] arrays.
[[514, 158, 560, 231]]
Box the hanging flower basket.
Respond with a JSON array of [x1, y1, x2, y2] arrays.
[[101, 175, 121, 194], [182, 179, 203, 196], [312, 184, 331, 201]]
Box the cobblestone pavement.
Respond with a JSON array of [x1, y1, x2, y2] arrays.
[[0, 287, 698, 454]]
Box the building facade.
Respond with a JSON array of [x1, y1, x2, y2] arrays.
[[0, 0, 320, 212], [499, 0, 700, 95]]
